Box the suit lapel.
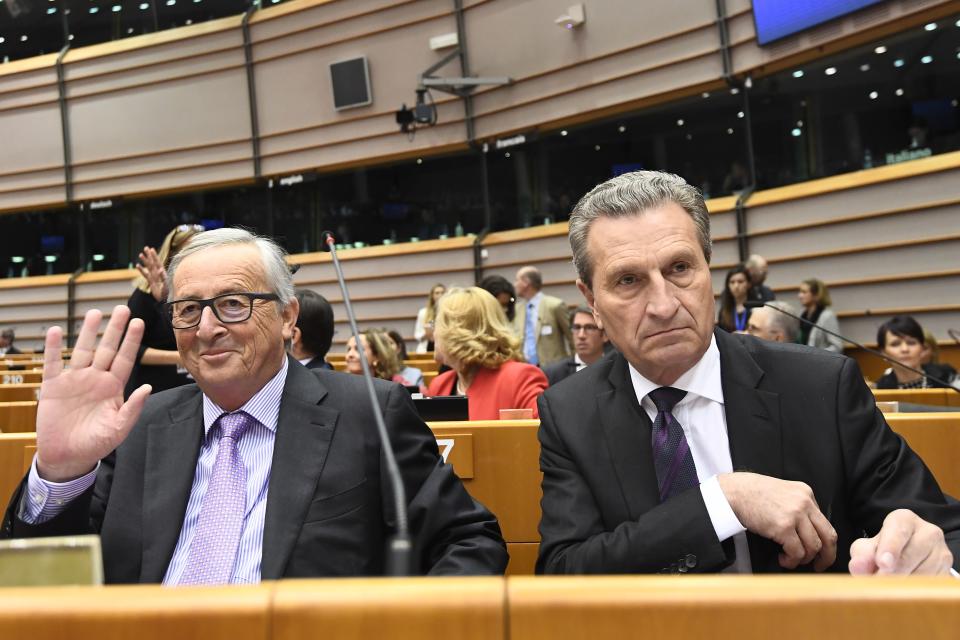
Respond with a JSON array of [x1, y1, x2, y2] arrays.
[[141, 390, 204, 583], [260, 360, 339, 579], [715, 330, 783, 571], [598, 354, 661, 519]]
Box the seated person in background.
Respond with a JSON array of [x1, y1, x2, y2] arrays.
[[745, 254, 776, 303], [921, 328, 958, 382], [746, 301, 800, 344], [345, 329, 404, 384], [797, 277, 843, 353], [716, 264, 752, 333], [544, 305, 610, 386], [1, 227, 507, 583], [875, 316, 956, 389], [427, 287, 548, 420], [478, 274, 518, 326], [0, 328, 21, 355], [289, 288, 335, 370], [385, 328, 426, 392]]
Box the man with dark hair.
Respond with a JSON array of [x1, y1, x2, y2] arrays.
[[0, 329, 20, 355], [537, 170, 959, 576], [543, 306, 609, 385], [513, 266, 573, 367], [290, 288, 335, 370]]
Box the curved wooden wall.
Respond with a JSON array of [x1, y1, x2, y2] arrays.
[[1, 0, 956, 212]]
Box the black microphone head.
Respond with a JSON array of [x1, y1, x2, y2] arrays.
[[743, 300, 766, 309]]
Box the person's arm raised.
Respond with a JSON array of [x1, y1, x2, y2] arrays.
[[35, 306, 152, 483]]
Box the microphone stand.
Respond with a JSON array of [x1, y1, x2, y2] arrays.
[[746, 301, 959, 393], [323, 232, 413, 575]]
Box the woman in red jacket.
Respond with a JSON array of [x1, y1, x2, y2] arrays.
[[427, 287, 547, 420]]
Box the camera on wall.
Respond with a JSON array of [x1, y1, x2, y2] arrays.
[[395, 89, 437, 133]]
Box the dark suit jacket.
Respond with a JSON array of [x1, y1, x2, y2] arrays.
[[3, 358, 507, 582], [304, 356, 333, 370], [536, 329, 960, 574], [544, 357, 578, 386]]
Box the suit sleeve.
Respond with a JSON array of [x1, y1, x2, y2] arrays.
[[536, 392, 730, 574], [819, 310, 843, 353], [835, 357, 960, 569], [380, 384, 508, 575]]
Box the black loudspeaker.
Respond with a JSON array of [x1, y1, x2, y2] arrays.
[[329, 56, 372, 111]]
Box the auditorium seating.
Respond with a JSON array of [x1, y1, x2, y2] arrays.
[[0, 401, 37, 433], [873, 389, 960, 407]]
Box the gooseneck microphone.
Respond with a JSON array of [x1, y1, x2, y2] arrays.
[[745, 301, 958, 392], [322, 231, 413, 576]]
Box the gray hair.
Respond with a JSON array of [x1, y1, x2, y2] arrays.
[[517, 266, 542, 291], [764, 301, 801, 343], [569, 170, 712, 288], [166, 227, 295, 307]]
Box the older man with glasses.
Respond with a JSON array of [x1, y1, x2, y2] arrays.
[[2, 228, 507, 584]]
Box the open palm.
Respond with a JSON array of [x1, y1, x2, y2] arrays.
[[36, 306, 152, 482]]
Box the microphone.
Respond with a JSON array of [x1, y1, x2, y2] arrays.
[[746, 301, 958, 392], [322, 230, 413, 576]]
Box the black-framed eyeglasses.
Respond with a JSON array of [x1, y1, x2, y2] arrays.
[[571, 323, 601, 334], [165, 292, 280, 329]]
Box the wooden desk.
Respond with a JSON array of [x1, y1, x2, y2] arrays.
[[429, 420, 541, 575], [0, 401, 37, 433], [508, 575, 960, 640], [0, 583, 271, 640], [0, 370, 42, 384], [0, 433, 36, 506], [886, 413, 960, 497], [0, 383, 41, 402], [873, 388, 960, 407]]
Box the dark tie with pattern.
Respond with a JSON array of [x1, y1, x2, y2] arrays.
[[649, 387, 699, 502]]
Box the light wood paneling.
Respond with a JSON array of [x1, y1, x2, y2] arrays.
[[887, 413, 960, 499]]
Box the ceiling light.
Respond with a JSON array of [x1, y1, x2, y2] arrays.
[[924, 22, 937, 31], [127, 27, 134, 34], [859, 63, 870, 72], [504, 152, 511, 158], [139, 1, 147, 7], [92, 254, 105, 262], [895, 88, 904, 96], [416, 158, 422, 165], [825, 66, 837, 76], [956, 19, 960, 27], [44, 255, 57, 263], [46, 6, 55, 13], [894, 58, 905, 67], [594, 145, 601, 151], [166, 0, 175, 5], [701, 92, 710, 98], [792, 70, 804, 78], [185, 18, 192, 23], [685, 133, 693, 140], [112, 4, 121, 11], [796, 120, 803, 127], [617, 125, 626, 133], [676, 119, 684, 126], [730, 87, 739, 95], [19, 34, 27, 41], [869, 91, 878, 99], [68, 34, 74, 40], [560, 130, 568, 136], [921, 55, 933, 64], [726, 128, 733, 134], [89, 6, 98, 12], [0, 37, 4, 44], [737, 111, 744, 118], [791, 128, 802, 137], [10, 256, 24, 264], [874, 45, 887, 54]]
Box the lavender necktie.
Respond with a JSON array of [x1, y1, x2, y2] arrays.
[[179, 411, 251, 585], [649, 387, 699, 502]]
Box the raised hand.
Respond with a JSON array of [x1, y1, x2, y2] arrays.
[[849, 509, 954, 575], [35, 306, 152, 482], [718, 472, 838, 571], [136, 246, 167, 302]]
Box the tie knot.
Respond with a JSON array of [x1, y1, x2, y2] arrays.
[[218, 411, 252, 440], [649, 387, 686, 413]]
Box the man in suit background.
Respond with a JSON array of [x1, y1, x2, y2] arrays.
[[2, 228, 507, 583], [537, 170, 959, 576], [543, 305, 609, 385], [513, 266, 573, 367], [290, 288, 335, 370], [0, 328, 21, 355], [746, 301, 800, 344], [745, 254, 775, 303]]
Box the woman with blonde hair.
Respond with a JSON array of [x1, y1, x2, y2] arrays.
[[345, 328, 403, 382], [427, 287, 547, 420], [414, 283, 446, 353], [797, 277, 843, 353], [124, 223, 204, 398]]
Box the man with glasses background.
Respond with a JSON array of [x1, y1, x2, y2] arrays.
[[2, 227, 507, 583], [543, 306, 610, 386]]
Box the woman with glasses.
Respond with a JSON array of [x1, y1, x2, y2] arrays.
[[124, 224, 204, 398], [427, 287, 547, 420]]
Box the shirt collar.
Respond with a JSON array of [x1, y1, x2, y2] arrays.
[[202, 356, 289, 436], [628, 334, 724, 405], [574, 353, 586, 367], [527, 291, 543, 308]]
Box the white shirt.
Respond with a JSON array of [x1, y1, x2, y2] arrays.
[[628, 334, 752, 573], [574, 353, 588, 372]]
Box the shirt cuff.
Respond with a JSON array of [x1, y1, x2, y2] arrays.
[[20, 455, 99, 524], [700, 474, 746, 542]]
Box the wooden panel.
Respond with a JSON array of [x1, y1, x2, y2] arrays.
[[0, 371, 42, 384], [873, 389, 960, 408], [886, 413, 960, 499], [508, 575, 960, 640], [272, 577, 504, 640], [429, 420, 541, 543], [0, 401, 37, 433], [0, 433, 35, 508], [0, 384, 41, 402], [506, 542, 539, 576], [0, 583, 271, 640]]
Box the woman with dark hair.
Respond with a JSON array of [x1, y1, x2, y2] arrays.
[[717, 264, 751, 333], [290, 288, 334, 370], [797, 277, 843, 353], [124, 223, 204, 398], [385, 328, 426, 390], [875, 316, 956, 389], [478, 274, 517, 324]]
